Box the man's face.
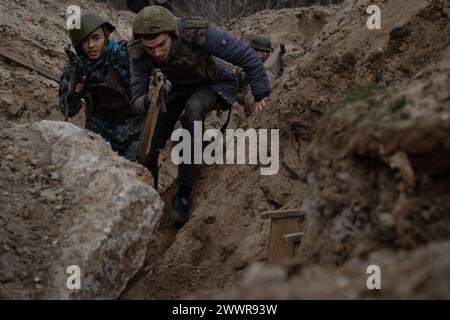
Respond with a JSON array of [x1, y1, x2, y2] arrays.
[[141, 33, 173, 62], [256, 49, 270, 63], [80, 27, 107, 60]]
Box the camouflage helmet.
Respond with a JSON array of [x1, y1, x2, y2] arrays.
[[249, 35, 273, 52], [69, 12, 115, 49], [132, 6, 178, 39]]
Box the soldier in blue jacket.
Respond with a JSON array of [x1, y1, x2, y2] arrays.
[[59, 12, 145, 160], [129, 6, 270, 224]]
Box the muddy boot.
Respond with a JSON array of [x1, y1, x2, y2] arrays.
[[169, 186, 191, 225]]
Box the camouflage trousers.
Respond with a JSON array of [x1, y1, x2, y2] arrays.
[[144, 86, 221, 188], [87, 114, 144, 161]]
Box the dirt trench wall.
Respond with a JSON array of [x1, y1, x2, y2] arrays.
[[294, 0, 450, 266], [300, 65, 450, 265]]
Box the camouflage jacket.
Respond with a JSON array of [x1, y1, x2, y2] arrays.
[[58, 39, 145, 160], [58, 39, 132, 116]]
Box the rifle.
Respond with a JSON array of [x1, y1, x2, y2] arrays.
[[137, 69, 169, 166], [63, 44, 86, 121]]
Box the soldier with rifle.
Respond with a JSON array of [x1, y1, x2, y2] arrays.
[[59, 12, 145, 161], [129, 6, 270, 225]]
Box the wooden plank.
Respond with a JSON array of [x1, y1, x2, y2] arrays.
[[261, 209, 303, 220], [0, 47, 60, 82], [267, 216, 303, 265], [283, 232, 304, 243]]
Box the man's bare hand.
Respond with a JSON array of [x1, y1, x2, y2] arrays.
[[74, 76, 87, 95], [254, 97, 268, 113]]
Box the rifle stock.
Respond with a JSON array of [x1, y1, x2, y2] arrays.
[[137, 79, 165, 164]]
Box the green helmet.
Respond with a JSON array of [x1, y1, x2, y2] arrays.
[[249, 35, 273, 52], [69, 12, 115, 49], [132, 6, 178, 39]]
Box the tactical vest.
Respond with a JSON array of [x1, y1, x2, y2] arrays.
[[129, 17, 220, 89], [85, 65, 137, 120]]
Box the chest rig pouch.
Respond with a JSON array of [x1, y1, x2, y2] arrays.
[[128, 18, 221, 89], [86, 65, 136, 120], [160, 18, 220, 88]]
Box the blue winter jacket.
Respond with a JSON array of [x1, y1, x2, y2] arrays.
[[129, 20, 270, 113]]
